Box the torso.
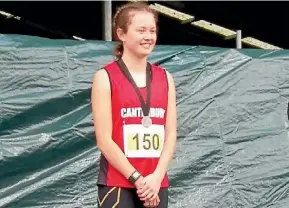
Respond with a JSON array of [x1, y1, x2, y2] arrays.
[[97, 60, 170, 188]]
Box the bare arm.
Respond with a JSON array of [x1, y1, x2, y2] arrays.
[[91, 69, 136, 179], [155, 70, 177, 179]]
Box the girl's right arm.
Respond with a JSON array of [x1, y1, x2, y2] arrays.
[[91, 69, 137, 180]]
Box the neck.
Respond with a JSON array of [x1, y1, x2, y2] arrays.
[[121, 50, 147, 73]]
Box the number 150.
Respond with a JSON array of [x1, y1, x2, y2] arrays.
[[132, 133, 160, 150]]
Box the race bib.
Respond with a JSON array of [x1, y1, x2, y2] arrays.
[[123, 124, 165, 158]]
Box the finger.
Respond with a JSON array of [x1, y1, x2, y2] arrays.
[[143, 200, 149, 207], [144, 192, 156, 201], [153, 198, 160, 208], [140, 189, 154, 200], [144, 199, 154, 208], [155, 197, 160, 207], [136, 183, 144, 191], [148, 192, 158, 201], [143, 200, 152, 208], [139, 190, 149, 199], [156, 195, 160, 204], [149, 200, 155, 208], [149, 198, 157, 208], [138, 187, 151, 198], [139, 192, 151, 201], [137, 183, 149, 195]]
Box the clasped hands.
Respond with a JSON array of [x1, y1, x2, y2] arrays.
[[134, 173, 162, 208]]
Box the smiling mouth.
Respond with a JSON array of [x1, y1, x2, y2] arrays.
[[141, 43, 151, 48]]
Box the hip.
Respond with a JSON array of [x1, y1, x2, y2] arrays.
[[97, 184, 169, 208]]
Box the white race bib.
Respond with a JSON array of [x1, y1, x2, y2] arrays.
[[123, 124, 165, 158]]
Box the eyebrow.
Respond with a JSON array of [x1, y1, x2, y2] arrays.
[[137, 26, 156, 29]]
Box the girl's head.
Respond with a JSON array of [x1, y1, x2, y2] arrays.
[[112, 2, 158, 59]]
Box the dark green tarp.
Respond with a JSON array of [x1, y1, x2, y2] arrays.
[[1, 34, 289, 208]]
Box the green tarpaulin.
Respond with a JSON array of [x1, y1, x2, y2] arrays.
[[1, 34, 289, 208]]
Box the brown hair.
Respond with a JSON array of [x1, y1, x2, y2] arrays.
[[112, 2, 158, 59]]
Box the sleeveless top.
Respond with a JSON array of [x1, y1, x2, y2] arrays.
[[97, 60, 169, 188]]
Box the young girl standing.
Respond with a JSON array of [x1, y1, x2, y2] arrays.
[[91, 2, 177, 207]]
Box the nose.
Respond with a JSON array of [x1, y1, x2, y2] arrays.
[[143, 31, 153, 40]]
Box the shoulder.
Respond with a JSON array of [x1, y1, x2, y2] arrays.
[[92, 68, 110, 90], [164, 70, 174, 83], [151, 63, 168, 78], [165, 70, 175, 92], [92, 60, 118, 87], [151, 63, 165, 72], [102, 61, 118, 72], [151, 63, 171, 77], [151, 63, 175, 88]]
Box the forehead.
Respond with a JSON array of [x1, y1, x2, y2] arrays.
[[129, 11, 156, 27]]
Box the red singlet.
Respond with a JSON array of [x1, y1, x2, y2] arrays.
[[97, 60, 169, 188]]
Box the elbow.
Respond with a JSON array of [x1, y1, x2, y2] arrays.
[[96, 142, 105, 153], [95, 135, 110, 152]]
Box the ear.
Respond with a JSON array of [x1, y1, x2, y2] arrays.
[[116, 28, 126, 42]]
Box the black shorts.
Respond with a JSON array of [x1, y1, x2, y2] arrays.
[[97, 185, 168, 208]]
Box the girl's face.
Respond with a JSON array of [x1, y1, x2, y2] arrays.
[[118, 11, 157, 58]]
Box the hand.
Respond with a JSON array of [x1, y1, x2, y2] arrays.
[[134, 175, 146, 190], [137, 172, 162, 201], [143, 195, 160, 208]]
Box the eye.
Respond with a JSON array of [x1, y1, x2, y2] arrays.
[[138, 29, 145, 33]]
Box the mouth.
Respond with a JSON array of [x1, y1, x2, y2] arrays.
[[140, 43, 152, 49]]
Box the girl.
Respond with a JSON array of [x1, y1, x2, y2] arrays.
[[91, 2, 177, 208]]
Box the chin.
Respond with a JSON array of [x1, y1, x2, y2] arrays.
[[138, 49, 153, 57], [136, 53, 150, 59]]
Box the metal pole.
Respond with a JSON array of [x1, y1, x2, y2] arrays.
[[102, 0, 112, 41], [236, 30, 242, 49]]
